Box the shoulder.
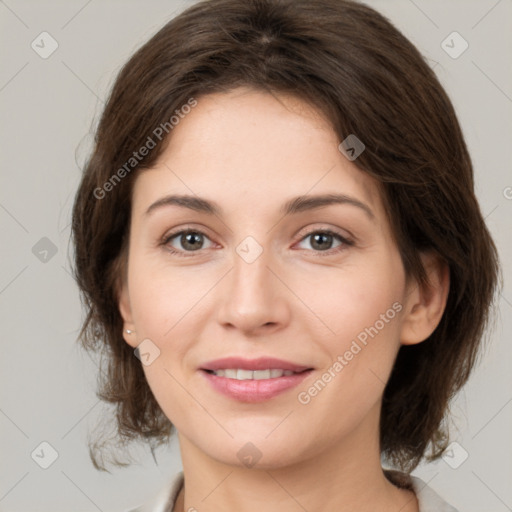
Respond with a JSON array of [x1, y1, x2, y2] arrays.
[[124, 470, 184, 512], [384, 469, 460, 512]]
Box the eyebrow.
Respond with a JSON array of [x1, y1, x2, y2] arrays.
[[145, 193, 375, 220]]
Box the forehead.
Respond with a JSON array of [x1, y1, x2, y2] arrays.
[[131, 88, 385, 224]]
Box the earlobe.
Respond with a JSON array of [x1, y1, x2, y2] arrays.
[[400, 251, 450, 346], [118, 282, 137, 348]]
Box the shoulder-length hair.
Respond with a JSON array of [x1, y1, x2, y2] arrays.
[[71, 0, 501, 472]]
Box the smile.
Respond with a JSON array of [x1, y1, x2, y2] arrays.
[[205, 368, 296, 379], [201, 368, 313, 402]]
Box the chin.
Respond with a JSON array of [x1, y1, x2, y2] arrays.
[[196, 432, 310, 470]]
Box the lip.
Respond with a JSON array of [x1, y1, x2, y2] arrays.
[[200, 369, 313, 402], [200, 356, 312, 373], [199, 357, 314, 403]]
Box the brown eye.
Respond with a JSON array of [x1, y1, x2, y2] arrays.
[[178, 232, 205, 251], [310, 232, 335, 251], [296, 229, 353, 256], [162, 229, 213, 256]]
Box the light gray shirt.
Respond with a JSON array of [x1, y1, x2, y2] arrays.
[[126, 469, 459, 512]]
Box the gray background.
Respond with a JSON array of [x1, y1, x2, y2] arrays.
[[1, 0, 511, 510]]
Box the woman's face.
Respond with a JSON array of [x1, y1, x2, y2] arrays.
[[119, 87, 419, 468]]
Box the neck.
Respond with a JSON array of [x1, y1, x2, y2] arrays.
[[174, 403, 418, 512]]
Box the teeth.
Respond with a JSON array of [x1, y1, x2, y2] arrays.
[[253, 369, 270, 379], [237, 369, 253, 380], [210, 369, 295, 379]]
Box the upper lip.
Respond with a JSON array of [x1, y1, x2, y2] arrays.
[[200, 357, 313, 373]]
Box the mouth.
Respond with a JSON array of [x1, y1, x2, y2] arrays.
[[199, 357, 314, 402], [201, 368, 311, 379]]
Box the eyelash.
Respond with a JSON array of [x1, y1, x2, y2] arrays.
[[160, 227, 354, 258]]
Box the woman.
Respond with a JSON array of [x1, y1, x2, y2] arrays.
[[71, 0, 500, 511]]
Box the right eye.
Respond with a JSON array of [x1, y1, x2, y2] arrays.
[[162, 229, 214, 257]]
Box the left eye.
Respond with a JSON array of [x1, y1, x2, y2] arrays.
[[295, 230, 351, 254]]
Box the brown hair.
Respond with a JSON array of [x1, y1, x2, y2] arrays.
[[71, 0, 501, 472]]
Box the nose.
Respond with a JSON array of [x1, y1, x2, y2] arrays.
[[216, 242, 290, 336]]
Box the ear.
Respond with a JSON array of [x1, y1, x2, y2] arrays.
[[399, 251, 450, 346], [118, 280, 137, 348]]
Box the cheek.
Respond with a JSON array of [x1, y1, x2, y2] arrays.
[[126, 256, 196, 424], [293, 255, 405, 404], [298, 256, 404, 346], [125, 253, 189, 365], [127, 252, 204, 338], [128, 243, 405, 355]]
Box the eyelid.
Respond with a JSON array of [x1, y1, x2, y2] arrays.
[[294, 224, 354, 244]]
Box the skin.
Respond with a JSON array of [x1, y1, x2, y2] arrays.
[[118, 87, 450, 512]]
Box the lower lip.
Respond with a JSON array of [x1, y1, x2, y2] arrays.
[[200, 370, 313, 402]]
